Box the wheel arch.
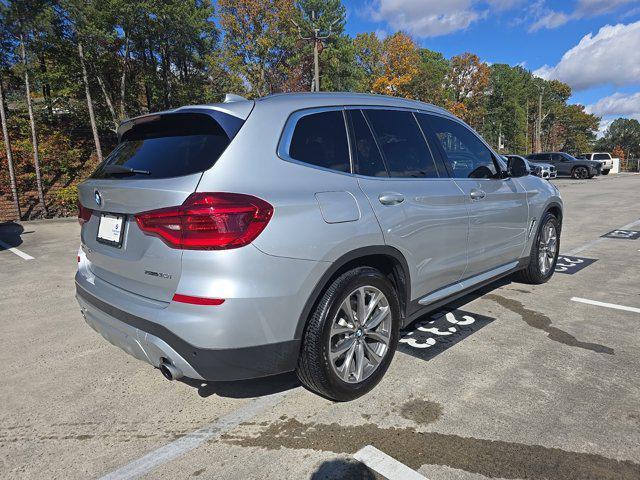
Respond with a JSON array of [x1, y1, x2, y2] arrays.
[[545, 201, 563, 232], [294, 246, 411, 341]]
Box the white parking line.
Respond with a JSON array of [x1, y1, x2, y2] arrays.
[[566, 218, 640, 256], [571, 297, 640, 314], [354, 445, 428, 480], [0, 239, 34, 260], [100, 391, 289, 480]]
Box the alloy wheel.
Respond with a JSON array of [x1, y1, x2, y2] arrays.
[[328, 286, 392, 384], [538, 221, 558, 276], [575, 167, 588, 179]]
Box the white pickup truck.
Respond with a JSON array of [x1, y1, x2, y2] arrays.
[[578, 152, 617, 175]]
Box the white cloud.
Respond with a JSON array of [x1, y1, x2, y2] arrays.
[[596, 118, 614, 138], [374, 29, 389, 39], [533, 21, 640, 90], [525, 0, 636, 32], [586, 92, 640, 116], [586, 91, 640, 138], [575, 0, 636, 16], [486, 0, 524, 10], [370, 0, 483, 37], [529, 11, 570, 31]]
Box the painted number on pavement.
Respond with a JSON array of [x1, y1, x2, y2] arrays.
[[398, 309, 494, 361], [555, 255, 597, 274]]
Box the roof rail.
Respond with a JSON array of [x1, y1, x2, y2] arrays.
[[224, 93, 249, 103]]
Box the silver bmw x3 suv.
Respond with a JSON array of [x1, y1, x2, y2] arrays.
[[76, 93, 562, 401]]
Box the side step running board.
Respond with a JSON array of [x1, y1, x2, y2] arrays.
[[418, 261, 519, 306]]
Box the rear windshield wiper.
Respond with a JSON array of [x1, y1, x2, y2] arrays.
[[103, 164, 151, 175]]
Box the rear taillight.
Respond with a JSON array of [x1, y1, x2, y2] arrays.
[[78, 201, 93, 225], [135, 192, 273, 250]]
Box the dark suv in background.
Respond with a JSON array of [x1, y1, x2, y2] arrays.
[[526, 152, 601, 179]]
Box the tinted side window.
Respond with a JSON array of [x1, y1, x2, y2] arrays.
[[551, 153, 565, 162], [347, 110, 387, 177], [364, 109, 439, 178], [288, 110, 350, 173], [420, 114, 497, 179]]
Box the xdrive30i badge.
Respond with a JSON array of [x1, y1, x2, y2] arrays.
[[144, 270, 173, 280]]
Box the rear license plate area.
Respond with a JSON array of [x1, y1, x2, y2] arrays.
[[97, 213, 125, 248]]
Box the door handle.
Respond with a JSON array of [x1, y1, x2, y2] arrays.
[[470, 189, 486, 200], [378, 192, 405, 205]]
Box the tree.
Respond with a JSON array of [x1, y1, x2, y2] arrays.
[[598, 118, 640, 160], [353, 32, 383, 92], [484, 64, 528, 153], [0, 8, 20, 218], [555, 104, 599, 154], [9, 0, 49, 215], [218, 0, 297, 97], [0, 76, 20, 218], [446, 53, 489, 130], [410, 48, 448, 107], [292, 0, 359, 92], [371, 32, 420, 98]]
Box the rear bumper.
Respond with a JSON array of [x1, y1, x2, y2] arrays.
[[76, 283, 300, 381]]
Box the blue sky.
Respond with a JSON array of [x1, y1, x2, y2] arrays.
[[341, 0, 640, 134]]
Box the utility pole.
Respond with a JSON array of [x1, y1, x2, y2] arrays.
[[293, 12, 338, 92]]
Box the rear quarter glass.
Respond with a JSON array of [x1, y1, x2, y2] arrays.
[[92, 112, 243, 180]]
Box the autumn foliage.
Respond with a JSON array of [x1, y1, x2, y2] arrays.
[[0, 0, 619, 221], [370, 33, 420, 98]]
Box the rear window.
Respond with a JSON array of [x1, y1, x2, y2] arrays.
[[594, 153, 609, 160], [92, 113, 242, 179], [287, 110, 350, 173]]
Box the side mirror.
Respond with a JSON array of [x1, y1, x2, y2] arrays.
[[507, 157, 530, 178]]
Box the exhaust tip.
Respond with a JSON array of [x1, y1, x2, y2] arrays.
[[159, 361, 182, 381]]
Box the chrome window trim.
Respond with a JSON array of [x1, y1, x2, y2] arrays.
[[276, 103, 503, 180]]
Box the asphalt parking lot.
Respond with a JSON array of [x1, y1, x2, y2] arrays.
[[2, 173, 640, 480]]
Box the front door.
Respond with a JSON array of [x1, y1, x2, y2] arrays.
[[347, 108, 469, 300], [549, 153, 571, 175], [418, 113, 529, 277]]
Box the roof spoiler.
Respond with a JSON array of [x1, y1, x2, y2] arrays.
[[224, 93, 249, 103]]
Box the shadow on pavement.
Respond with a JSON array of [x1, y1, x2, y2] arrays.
[[0, 221, 26, 249], [310, 458, 376, 479], [179, 278, 516, 400], [180, 371, 301, 399]]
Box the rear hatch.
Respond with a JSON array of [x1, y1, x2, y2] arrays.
[[78, 109, 246, 302]]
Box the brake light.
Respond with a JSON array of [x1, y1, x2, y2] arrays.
[[78, 201, 93, 225], [135, 192, 273, 250]]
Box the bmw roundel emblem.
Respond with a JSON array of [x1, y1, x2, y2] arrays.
[[94, 190, 102, 206]]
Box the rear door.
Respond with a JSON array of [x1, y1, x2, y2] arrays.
[[78, 111, 243, 302], [350, 108, 469, 299], [419, 113, 528, 277]]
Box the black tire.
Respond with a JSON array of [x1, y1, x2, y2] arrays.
[[516, 212, 560, 284], [296, 267, 400, 401], [602, 169, 610, 175], [571, 166, 588, 179]]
